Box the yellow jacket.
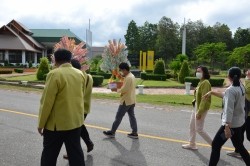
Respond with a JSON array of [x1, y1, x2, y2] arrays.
[[118, 72, 136, 105], [38, 63, 86, 131], [82, 71, 93, 114], [195, 79, 211, 115]]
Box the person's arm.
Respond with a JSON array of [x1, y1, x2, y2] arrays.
[[203, 90, 224, 99], [223, 89, 235, 138], [37, 72, 58, 135], [114, 77, 131, 95]]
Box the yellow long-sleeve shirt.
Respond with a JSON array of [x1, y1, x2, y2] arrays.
[[117, 72, 136, 105]]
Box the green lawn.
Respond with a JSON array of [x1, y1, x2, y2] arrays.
[[92, 92, 223, 110], [0, 84, 222, 111], [5, 74, 38, 81]]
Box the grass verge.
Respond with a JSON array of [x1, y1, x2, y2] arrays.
[[0, 84, 222, 111]]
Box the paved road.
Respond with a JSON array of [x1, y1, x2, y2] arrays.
[[0, 89, 249, 166]]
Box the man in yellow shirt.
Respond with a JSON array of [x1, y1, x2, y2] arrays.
[[103, 62, 138, 139], [38, 49, 86, 166]]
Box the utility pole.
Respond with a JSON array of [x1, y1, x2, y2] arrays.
[[182, 18, 186, 55]]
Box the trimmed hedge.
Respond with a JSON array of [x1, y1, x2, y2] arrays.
[[92, 75, 104, 87], [14, 68, 24, 73], [96, 72, 112, 79], [140, 72, 167, 81], [184, 77, 225, 87], [0, 70, 12, 74], [140, 72, 147, 80], [147, 74, 167, 81], [90, 71, 97, 75]]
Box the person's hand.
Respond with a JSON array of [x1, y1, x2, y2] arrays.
[[111, 88, 117, 92], [202, 91, 211, 100], [196, 113, 201, 120], [38, 128, 44, 136], [224, 126, 232, 139]]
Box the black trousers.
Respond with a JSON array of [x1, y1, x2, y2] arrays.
[[81, 114, 92, 146], [209, 125, 250, 166], [41, 127, 85, 166]]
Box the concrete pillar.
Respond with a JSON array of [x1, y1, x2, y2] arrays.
[[22, 51, 26, 64], [5, 50, 9, 63], [34, 52, 37, 64]]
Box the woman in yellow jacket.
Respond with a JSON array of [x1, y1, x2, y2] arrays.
[[182, 66, 212, 150]]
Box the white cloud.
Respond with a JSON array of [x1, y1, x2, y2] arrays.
[[0, 0, 250, 46]]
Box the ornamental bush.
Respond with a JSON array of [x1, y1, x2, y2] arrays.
[[14, 68, 24, 73], [184, 77, 225, 87], [92, 75, 104, 87], [178, 61, 190, 83], [36, 57, 50, 81], [154, 58, 165, 75]]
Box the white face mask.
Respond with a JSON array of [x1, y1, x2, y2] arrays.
[[196, 72, 203, 79]]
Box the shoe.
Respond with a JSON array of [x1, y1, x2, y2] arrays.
[[182, 144, 198, 150], [226, 151, 241, 158], [103, 131, 115, 138], [127, 133, 139, 139], [87, 143, 94, 153], [63, 154, 68, 160]]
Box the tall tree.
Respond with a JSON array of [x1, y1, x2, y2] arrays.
[[194, 42, 227, 70], [155, 16, 180, 61], [138, 21, 158, 51], [213, 22, 233, 50], [227, 44, 250, 68], [124, 20, 141, 56], [234, 28, 250, 48]]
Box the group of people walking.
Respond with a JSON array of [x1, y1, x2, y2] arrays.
[[182, 65, 250, 165], [37, 48, 138, 166], [37, 48, 250, 166]]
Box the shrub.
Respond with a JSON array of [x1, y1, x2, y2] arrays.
[[209, 78, 225, 87], [178, 61, 190, 83], [184, 77, 225, 87], [28, 61, 33, 68], [36, 57, 50, 81], [92, 75, 104, 87], [140, 72, 147, 80], [0, 70, 12, 74], [154, 58, 165, 75], [96, 72, 112, 79], [14, 68, 24, 73], [146, 74, 167, 81], [90, 71, 97, 75]]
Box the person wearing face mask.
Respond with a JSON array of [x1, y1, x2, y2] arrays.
[[182, 66, 212, 150], [203, 67, 250, 166]]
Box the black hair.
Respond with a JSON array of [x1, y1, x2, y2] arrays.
[[228, 67, 241, 86], [71, 59, 81, 70], [119, 62, 130, 71], [54, 48, 72, 63], [197, 66, 210, 79]]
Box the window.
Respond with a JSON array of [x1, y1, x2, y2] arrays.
[[37, 53, 42, 63], [26, 51, 34, 63], [0, 51, 4, 62], [9, 51, 22, 63]]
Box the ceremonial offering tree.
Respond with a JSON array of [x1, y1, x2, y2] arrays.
[[53, 36, 89, 70], [100, 39, 130, 88]]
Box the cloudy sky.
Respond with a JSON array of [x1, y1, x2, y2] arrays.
[[0, 0, 249, 46]]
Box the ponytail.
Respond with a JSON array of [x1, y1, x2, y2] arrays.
[[232, 74, 240, 86]]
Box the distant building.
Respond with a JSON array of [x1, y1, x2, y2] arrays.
[[0, 20, 83, 65], [89, 46, 105, 58]]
